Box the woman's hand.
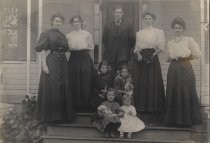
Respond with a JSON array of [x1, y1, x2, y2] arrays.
[[42, 65, 49, 74], [137, 54, 143, 62], [65, 51, 71, 61]]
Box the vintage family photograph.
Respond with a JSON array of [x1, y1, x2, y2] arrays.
[[0, 0, 209, 142]]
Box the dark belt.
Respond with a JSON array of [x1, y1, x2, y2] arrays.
[[51, 51, 66, 54], [70, 49, 89, 54], [171, 57, 193, 62]]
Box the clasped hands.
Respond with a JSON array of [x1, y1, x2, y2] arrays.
[[137, 52, 157, 63]]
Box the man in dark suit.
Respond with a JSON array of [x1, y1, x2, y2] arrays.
[[102, 5, 135, 75]]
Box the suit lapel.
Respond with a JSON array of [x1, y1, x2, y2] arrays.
[[110, 19, 126, 36], [117, 20, 124, 36]]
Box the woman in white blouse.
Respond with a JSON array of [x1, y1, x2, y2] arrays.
[[66, 16, 94, 113], [133, 12, 165, 123], [165, 17, 202, 127]]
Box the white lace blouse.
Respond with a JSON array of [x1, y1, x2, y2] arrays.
[[66, 29, 94, 51], [134, 26, 165, 53], [167, 36, 201, 59]]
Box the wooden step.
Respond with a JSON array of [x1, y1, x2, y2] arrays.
[[42, 136, 196, 143], [47, 124, 192, 141], [72, 113, 92, 124]]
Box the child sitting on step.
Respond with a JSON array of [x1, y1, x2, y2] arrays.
[[91, 88, 123, 138], [113, 65, 133, 104], [118, 94, 145, 138]]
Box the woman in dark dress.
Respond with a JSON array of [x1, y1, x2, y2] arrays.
[[66, 16, 94, 112], [35, 13, 74, 123], [165, 17, 202, 127], [133, 12, 165, 124]]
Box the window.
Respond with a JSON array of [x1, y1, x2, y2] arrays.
[[0, 0, 18, 61]]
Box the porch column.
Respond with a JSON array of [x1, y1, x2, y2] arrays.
[[38, 0, 43, 77], [26, 0, 31, 95]]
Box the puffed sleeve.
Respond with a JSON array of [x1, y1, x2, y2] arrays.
[[87, 33, 94, 50], [35, 32, 48, 52], [134, 32, 141, 53], [157, 30, 166, 51], [189, 37, 201, 58]]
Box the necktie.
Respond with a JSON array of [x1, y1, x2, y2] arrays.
[[116, 20, 120, 33]]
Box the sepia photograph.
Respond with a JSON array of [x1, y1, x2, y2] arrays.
[[0, 0, 209, 142]]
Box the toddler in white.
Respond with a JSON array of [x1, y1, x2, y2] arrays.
[[118, 94, 145, 138]]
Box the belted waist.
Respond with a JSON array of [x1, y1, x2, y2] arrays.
[[171, 57, 193, 62], [51, 50, 66, 54], [70, 49, 89, 54]]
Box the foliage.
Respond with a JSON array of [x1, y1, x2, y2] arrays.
[[0, 95, 43, 143]]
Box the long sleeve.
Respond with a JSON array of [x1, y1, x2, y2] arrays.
[[157, 30, 166, 51], [134, 32, 141, 53], [35, 33, 48, 52], [189, 37, 201, 58], [87, 33, 94, 50], [165, 41, 172, 59]]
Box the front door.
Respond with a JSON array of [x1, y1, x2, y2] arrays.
[[101, 0, 139, 69]]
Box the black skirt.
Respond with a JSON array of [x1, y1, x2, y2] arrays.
[[165, 58, 202, 126], [133, 49, 165, 113], [36, 53, 74, 122], [69, 50, 94, 112]]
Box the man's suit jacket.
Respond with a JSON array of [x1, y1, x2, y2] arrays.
[[102, 19, 135, 63]]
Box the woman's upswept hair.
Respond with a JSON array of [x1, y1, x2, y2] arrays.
[[50, 12, 65, 24], [171, 17, 186, 29], [142, 12, 156, 20], [69, 15, 82, 24]]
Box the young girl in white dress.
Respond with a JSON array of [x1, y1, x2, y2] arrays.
[[118, 94, 145, 138]]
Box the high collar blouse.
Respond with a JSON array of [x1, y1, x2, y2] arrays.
[[167, 36, 201, 59], [66, 29, 94, 51], [134, 26, 165, 53]]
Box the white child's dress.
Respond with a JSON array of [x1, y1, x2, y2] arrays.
[[118, 105, 145, 132]]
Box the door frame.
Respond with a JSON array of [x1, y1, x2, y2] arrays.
[[98, 0, 140, 62]]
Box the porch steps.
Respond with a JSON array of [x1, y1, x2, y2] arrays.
[[41, 113, 197, 143], [42, 136, 195, 143]]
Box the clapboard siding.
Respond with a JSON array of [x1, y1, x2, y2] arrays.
[[0, 62, 39, 102], [0, 0, 208, 106], [151, 0, 203, 99], [42, 0, 94, 35]]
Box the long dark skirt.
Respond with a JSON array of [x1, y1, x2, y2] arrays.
[[133, 49, 165, 113], [36, 53, 74, 123], [69, 50, 94, 112], [165, 58, 202, 126]]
